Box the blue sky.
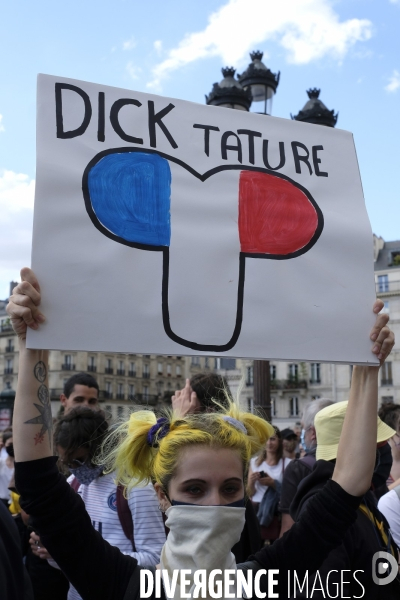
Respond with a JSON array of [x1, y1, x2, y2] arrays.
[[0, 0, 399, 298]]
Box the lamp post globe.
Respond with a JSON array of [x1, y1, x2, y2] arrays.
[[291, 88, 338, 127], [205, 67, 252, 111], [237, 51, 280, 115]]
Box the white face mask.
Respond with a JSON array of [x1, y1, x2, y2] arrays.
[[160, 504, 246, 600]]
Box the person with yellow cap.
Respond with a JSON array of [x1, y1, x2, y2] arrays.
[[290, 401, 399, 598]]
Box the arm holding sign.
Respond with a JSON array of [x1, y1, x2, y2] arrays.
[[9, 269, 138, 600]]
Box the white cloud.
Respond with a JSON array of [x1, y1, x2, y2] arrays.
[[123, 37, 137, 51], [0, 114, 4, 133], [147, 0, 372, 89], [154, 40, 163, 55], [126, 62, 142, 80], [385, 69, 400, 92], [389, 0, 400, 5], [0, 170, 35, 297]]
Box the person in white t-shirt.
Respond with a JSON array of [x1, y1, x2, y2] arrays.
[[30, 406, 166, 600], [247, 428, 291, 542]]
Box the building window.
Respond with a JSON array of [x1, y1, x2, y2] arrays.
[[117, 360, 125, 376], [270, 365, 276, 380], [158, 362, 163, 375], [143, 363, 150, 379], [390, 250, 400, 266], [143, 386, 149, 399], [247, 398, 254, 413], [129, 362, 136, 377], [5, 381, 12, 390], [288, 364, 298, 381], [204, 358, 210, 369], [290, 397, 299, 416], [128, 384, 135, 399], [105, 381, 112, 399], [88, 356, 96, 372], [310, 363, 321, 384], [377, 275, 389, 293], [105, 359, 113, 375], [246, 366, 254, 386], [215, 358, 236, 370], [381, 362, 393, 386], [5, 339, 14, 353], [271, 397, 276, 416], [62, 355, 74, 371], [191, 356, 200, 366], [4, 358, 13, 375], [176, 365, 181, 377], [380, 301, 389, 314], [167, 364, 171, 376], [117, 383, 124, 399]]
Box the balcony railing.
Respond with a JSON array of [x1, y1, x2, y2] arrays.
[[116, 393, 125, 400], [271, 379, 308, 390], [376, 280, 400, 294], [133, 393, 158, 405], [87, 365, 97, 372], [61, 364, 75, 371], [142, 372, 150, 379], [104, 391, 113, 399], [128, 371, 136, 377], [105, 368, 113, 374], [117, 369, 125, 376], [381, 379, 393, 386], [5, 345, 14, 353], [4, 368, 13, 375]]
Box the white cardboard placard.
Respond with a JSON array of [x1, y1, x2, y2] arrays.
[[27, 73, 378, 364]]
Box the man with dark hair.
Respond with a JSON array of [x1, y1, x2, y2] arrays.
[[189, 372, 232, 410], [60, 372, 99, 414]]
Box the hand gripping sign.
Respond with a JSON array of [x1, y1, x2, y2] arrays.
[[83, 149, 323, 352], [29, 74, 377, 363]]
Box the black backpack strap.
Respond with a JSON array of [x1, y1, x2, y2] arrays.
[[117, 485, 135, 551], [299, 453, 316, 471]]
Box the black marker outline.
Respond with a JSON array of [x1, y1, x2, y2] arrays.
[[82, 147, 324, 352]]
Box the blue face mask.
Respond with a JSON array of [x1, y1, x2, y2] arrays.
[[171, 498, 245, 508], [69, 461, 104, 485], [301, 428, 311, 453]]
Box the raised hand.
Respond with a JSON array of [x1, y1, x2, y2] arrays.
[[6, 268, 45, 340]]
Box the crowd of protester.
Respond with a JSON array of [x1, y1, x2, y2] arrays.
[[1, 268, 400, 598]]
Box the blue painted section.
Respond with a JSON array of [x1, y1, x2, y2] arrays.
[[88, 152, 171, 247]]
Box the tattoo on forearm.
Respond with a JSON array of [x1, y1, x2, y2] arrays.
[[24, 361, 53, 445]]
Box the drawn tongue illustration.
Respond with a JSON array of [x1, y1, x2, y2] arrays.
[[238, 171, 319, 255]]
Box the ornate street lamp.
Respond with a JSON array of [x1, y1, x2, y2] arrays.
[[206, 67, 252, 111], [237, 51, 280, 115], [291, 88, 338, 127]]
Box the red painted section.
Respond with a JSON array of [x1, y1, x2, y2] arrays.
[[238, 171, 318, 255]]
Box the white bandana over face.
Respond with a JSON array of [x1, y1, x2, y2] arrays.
[[160, 504, 246, 600]]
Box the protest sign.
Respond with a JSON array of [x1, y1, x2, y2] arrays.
[[27, 73, 377, 363]]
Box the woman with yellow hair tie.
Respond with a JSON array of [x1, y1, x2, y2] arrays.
[[8, 268, 395, 600]]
